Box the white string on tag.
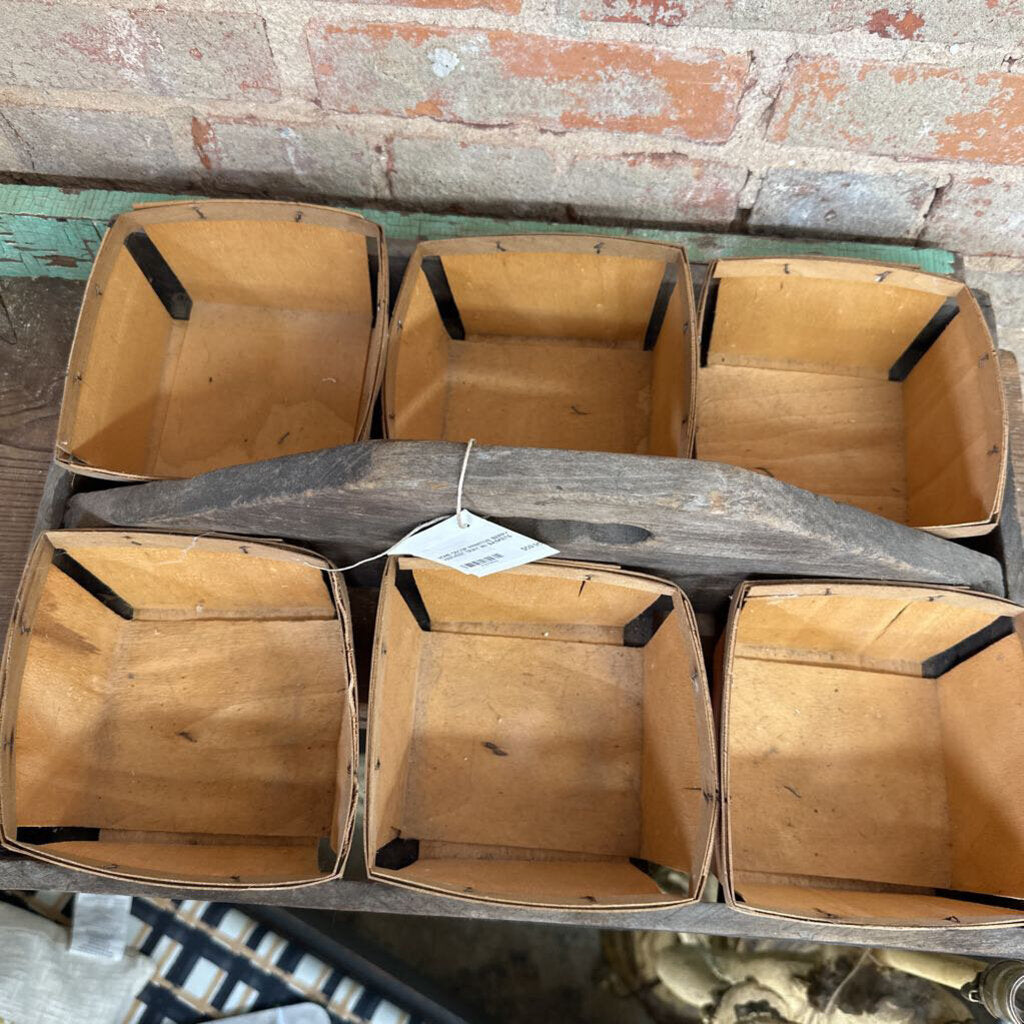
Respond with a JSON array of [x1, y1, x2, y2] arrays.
[[315, 515, 450, 574], [96, 437, 555, 579], [313, 437, 478, 574], [390, 510, 558, 576], [455, 437, 474, 529], [132, 438, 552, 577]]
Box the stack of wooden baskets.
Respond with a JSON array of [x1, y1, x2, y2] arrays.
[[2, 199, 1020, 931]]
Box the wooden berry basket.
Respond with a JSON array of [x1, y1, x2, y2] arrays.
[[2, 201, 1024, 956]]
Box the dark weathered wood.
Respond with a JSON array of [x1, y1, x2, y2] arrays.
[[31, 460, 73, 536], [0, 278, 81, 632], [997, 350, 1024, 603], [6, 243, 1024, 961], [0, 852, 1022, 956], [67, 441, 1005, 615]]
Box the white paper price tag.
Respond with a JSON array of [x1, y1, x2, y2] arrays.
[[389, 511, 557, 576], [69, 893, 132, 961]]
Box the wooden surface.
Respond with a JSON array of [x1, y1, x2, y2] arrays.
[[997, 350, 1024, 602], [3, 852, 1024, 956], [0, 184, 956, 281], [0, 278, 81, 631], [65, 440, 1005, 617], [2, 252, 1024, 956]]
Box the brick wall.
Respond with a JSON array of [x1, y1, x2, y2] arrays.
[[1, 0, 1023, 261]]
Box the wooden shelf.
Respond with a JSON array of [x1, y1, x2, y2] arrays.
[[5, 854, 1024, 956], [1, 197, 1023, 957]]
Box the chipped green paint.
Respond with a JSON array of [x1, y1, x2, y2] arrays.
[[0, 184, 958, 279]]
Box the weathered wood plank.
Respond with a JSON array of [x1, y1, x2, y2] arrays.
[[0, 278, 80, 631], [997, 350, 1024, 603], [66, 441, 1005, 615], [0, 852, 1022, 956], [30, 460, 74, 539], [0, 184, 957, 280]]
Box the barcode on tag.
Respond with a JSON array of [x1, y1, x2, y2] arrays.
[[463, 553, 504, 569], [390, 511, 558, 576]]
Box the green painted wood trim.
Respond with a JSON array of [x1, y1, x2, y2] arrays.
[[0, 184, 957, 280]]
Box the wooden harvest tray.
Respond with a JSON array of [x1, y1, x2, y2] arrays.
[[2, 194, 1024, 956]]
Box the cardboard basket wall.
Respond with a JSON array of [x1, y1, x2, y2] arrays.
[[57, 200, 387, 481], [0, 531, 358, 888], [384, 235, 696, 456], [720, 580, 1024, 928], [696, 258, 1006, 537], [365, 557, 717, 909]]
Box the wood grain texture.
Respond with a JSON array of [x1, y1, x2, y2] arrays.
[[1, 238, 1021, 955], [996, 350, 1024, 602], [1, 852, 1023, 955], [729, 660, 952, 888], [0, 184, 957, 281], [697, 365, 909, 523], [66, 441, 1005, 615], [0, 278, 80, 632]]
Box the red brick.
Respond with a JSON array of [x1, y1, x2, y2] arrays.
[[922, 178, 1024, 257], [0, 118, 26, 172], [827, 1, 1023, 44], [0, 2, 279, 101], [1, 106, 189, 183], [579, 0, 1023, 43], [576, 152, 745, 224], [391, 135, 745, 224], [750, 168, 935, 240], [189, 116, 389, 199], [769, 58, 1024, 166], [577, 0, 824, 30], [306, 23, 749, 141], [578, 0, 687, 28], [357, 0, 521, 12], [133, 9, 279, 100]]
